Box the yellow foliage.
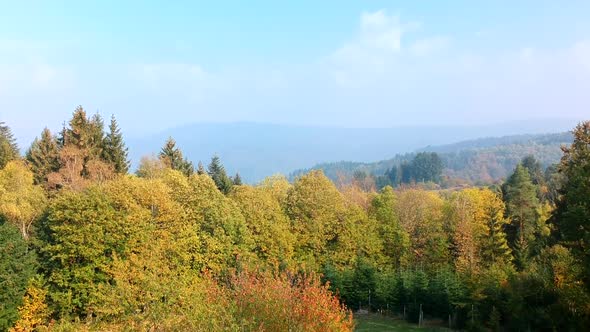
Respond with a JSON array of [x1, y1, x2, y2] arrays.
[[10, 281, 49, 332]]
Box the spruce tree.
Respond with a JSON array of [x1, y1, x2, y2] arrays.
[[102, 115, 129, 174], [64, 106, 91, 149], [26, 128, 60, 185], [0, 121, 19, 168], [503, 164, 540, 268], [553, 121, 590, 278], [88, 112, 105, 158], [233, 172, 243, 186], [159, 137, 194, 176], [207, 155, 233, 194]]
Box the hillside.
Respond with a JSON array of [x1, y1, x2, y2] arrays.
[[124, 120, 578, 183], [291, 132, 573, 184]]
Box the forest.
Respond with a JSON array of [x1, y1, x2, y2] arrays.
[[292, 132, 571, 188], [1, 107, 589, 331]]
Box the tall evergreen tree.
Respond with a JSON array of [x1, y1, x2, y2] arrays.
[[232, 172, 243, 186], [503, 164, 540, 268], [521, 155, 544, 186], [26, 128, 60, 185], [102, 115, 129, 174], [553, 121, 590, 279], [64, 106, 91, 149], [0, 121, 19, 168], [207, 155, 233, 194], [159, 137, 194, 176], [400, 161, 413, 184], [0, 222, 37, 330], [386, 166, 400, 187], [88, 113, 106, 158], [411, 152, 443, 183]]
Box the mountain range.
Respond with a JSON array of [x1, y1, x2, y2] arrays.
[[125, 119, 579, 183]]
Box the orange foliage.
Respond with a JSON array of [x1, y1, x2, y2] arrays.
[[231, 270, 354, 332]]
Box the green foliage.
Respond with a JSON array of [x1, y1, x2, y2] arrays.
[[286, 170, 347, 269], [0, 161, 47, 240], [230, 185, 295, 268], [369, 186, 410, 267], [412, 152, 444, 183], [3, 115, 590, 330], [38, 187, 133, 317], [159, 137, 194, 176], [102, 115, 129, 174], [207, 155, 233, 194], [26, 128, 60, 185], [0, 121, 19, 169], [0, 222, 37, 331], [553, 121, 590, 281], [295, 132, 571, 187], [503, 164, 541, 268]]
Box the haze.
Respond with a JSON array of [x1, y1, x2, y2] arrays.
[[2, 1, 589, 148]]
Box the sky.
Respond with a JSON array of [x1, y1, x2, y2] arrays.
[[1, 1, 590, 147]]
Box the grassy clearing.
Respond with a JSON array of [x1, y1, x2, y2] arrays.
[[354, 314, 450, 332]]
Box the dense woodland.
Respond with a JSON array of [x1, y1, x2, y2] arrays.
[[293, 132, 571, 188], [0, 108, 589, 331]]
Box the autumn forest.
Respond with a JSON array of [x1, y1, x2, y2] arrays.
[[1, 108, 590, 331]]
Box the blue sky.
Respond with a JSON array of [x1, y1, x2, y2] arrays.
[[1, 1, 590, 146]]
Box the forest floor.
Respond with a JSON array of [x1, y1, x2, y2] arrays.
[[354, 314, 450, 331]]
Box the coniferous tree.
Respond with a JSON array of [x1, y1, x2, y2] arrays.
[[386, 166, 400, 187], [88, 113, 106, 158], [159, 137, 194, 176], [503, 164, 540, 268], [207, 155, 233, 194], [102, 115, 129, 174], [0, 222, 37, 330], [553, 121, 590, 278], [400, 161, 413, 184], [233, 172, 243, 186], [412, 152, 443, 183], [64, 106, 91, 149], [521, 155, 544, 187], [0, 121, 19, 168], [26, 128, 60, 185]]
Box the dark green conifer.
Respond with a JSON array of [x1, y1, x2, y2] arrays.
[[207, 155, 233, 194], [159, 137, 194, 176], [26, 128, 60, 184], [0, 121, 19, 168], [233, 172, 243, 186], [102, 115, 129, 174]]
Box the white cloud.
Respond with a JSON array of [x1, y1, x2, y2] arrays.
[[330, 10, 408, 68], [410, 36, 450, 56]]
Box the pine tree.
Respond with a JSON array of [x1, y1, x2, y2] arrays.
[[553, 121, 590, 278], [503, 164, 540, 268], [0, 121, 19, 168], [233, 172, 243, 186], [521, 155, 544, 187], [26, 128, 60, 185], [64, 106, 91, 149], [207, 155, 233, 194], [88, 112, 106, 158], [102, 115, 129, 174], [411, 152, 443, 183], [159, 137, 194, 176], [0, 223, 37, 330]]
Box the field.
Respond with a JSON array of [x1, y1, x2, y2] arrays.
[[354, 314, 450, 332]]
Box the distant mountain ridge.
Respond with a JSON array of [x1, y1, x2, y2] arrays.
[[125, 119, 579, 183], [291, 132, 573, 184]]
